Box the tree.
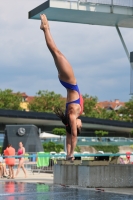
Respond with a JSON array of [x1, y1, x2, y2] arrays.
[[52, 128, 66, 140], [95, 130, 108, 141], [83, 94, 99, 117], [75, 145, 81, 152], [99, 109, 120, 121], [0, 89, 22, 110], [83, 94, 120, 120], [28, 90, 65, 113], [129, 130, 133, 138], [43, 141, 80, 153], [43, 142, 64, 153], [92, 145, 119, 153], [118, 96, 133, 122], [52, 128, 66, 136], [0, 146, 2, 154]]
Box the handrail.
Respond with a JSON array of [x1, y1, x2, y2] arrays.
[[66, 0, 133, 8], [2, 152, 133, 158]]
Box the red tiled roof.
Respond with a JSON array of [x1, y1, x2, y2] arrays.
[[21, 92, 28, 97], [97, 100, 125, 110], [26, 96, 34, 102]]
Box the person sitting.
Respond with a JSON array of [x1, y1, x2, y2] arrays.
[[0, 155, 4, 178]]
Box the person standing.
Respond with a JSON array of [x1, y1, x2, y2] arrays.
[[4, 144, 15, 179], [15, 142, 27, 178]]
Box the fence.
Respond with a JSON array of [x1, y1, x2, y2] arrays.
[[1, 152, 66, 174], [1, 152, 133, 174], [42, 136, 133, 146]]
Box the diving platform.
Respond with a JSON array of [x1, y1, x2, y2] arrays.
[[29, 0, 133, 28], [54, 163, 133, 187]]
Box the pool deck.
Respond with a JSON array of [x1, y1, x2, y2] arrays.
[[0, 169, 133, 196], [0, 169, 53, 184]]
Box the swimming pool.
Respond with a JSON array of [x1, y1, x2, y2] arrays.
[[0, 182, 133, 200]]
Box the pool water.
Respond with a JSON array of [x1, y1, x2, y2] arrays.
[[0, 182, 133, 200]]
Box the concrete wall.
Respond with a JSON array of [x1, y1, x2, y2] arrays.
[[54, 164, 78, 185], [54, 164, 133, 188]]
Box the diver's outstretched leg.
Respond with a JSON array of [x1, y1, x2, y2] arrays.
[[40, 14, 76, 84]]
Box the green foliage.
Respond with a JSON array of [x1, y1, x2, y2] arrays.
[[52, 128, 66, 135], [0, 87, 128, 122], [0, 146, 2, 154], [83, 94, 99, 117], [118, 96, 133, 122], [75, 145, 81, 152], [93, 145, 119, 154], [83, 94, 120, 120], [0, 89, 22, 110], [130, 130, 133, 136], [43, 142, 64, 153], [95, 130, 108, 137], [43, 142, 80, 153], [128, 129, 133, 138], [28, 90, 65, 113], [99, 109, 120, 120]]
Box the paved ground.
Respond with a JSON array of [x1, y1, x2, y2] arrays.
[[0, 169, 133, 196], [0, 169, 53, 184]]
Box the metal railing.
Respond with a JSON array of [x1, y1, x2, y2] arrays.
[[67, 0, 133, 7], [0, 152, 132, 176], [41, 137, 133, 146], [2, 152, 133, 158]]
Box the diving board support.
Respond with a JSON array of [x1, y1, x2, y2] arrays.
[[115, 26, 133, 94], [130, 52, 133, 94], [111, 0, 114, 13], [116, 25, 130, 61], [64, 137, 66, 152]]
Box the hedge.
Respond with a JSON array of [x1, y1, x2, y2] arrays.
[[92, 145, 119, 154], [43, 142, 81, 153]]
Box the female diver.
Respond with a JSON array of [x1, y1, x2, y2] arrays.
[[40, 14, 84, 161]]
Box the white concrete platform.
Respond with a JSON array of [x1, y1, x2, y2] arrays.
[[29, 0, 133, 28], [54, 163, 133, 187]]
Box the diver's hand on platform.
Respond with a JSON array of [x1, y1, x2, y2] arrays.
[[40, 14, 49, 31]]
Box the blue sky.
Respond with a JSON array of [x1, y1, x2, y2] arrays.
[[0, 0, 133, 102]]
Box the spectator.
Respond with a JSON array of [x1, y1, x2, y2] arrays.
[[15, 142, 27, 178], [126, 152, 131, 163], [0, 154, 8, 178], [0, 155, 3, 178], [4, 144, 15, 179]]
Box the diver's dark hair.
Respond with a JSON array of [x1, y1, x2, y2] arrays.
[[54, 107, 81, 135], [8, 144, 12, 147], [54, 107, 69, 126]]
